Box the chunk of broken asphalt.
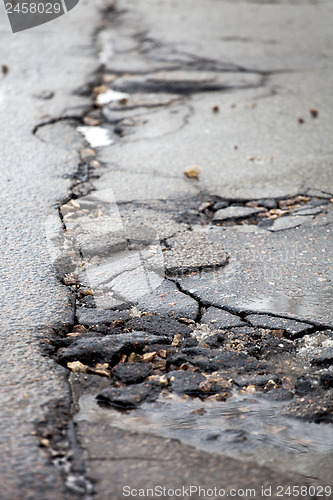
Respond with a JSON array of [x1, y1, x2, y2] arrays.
[[293, 206, 322, 216], [76, 307, 131, 328], [167, 347, 220, 368], [57, 332, 167, 366], [267, 215, 312, 232], [262, 388, 294, 401], [295, 376, 315, 395], [136, 279, 199, 320], [283, 393, 333, 423], [203, 332, 226, 348], [234, 373, 279, 388], [259, 336, 296, 358], [167, 370, 230, 397], [126, 315, 191, 339], [97, 381, 161, 409], [213, 201, 229, 211], [168, 370, 206, 395], [163, 232, 228, 275], [112, 362, 153, 384], [310, 347, 333, 367], [190, 350, 261, 373], [213, 206, 261, 222], [319, 374, 333, 389], [245, 314, 312, 338], [201, 307, 245, 328], [256, 199, 278, 210]]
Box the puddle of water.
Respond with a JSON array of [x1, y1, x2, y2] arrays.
[[96, 89, 129, 105], [76, 391, 333, 485], [235, 287, 333, 324], [77, 126, 113, 148]]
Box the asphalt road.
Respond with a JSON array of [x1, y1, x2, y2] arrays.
[[0, 0, 332, 498], [0, 0, 100, 497]]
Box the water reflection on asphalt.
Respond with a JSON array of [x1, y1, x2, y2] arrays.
[[76, 391, 333, 485]]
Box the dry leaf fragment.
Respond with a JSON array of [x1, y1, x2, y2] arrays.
[[89, 364, 111, 378], [83, 116, 100, 127], [147, 374, 168, 385], [191, 407, 206, 415], [92, 369, 110, 378], [127, 353, 143, 363], [102, 74, 116, 84], [264, 380, 279, 391], [198, 201, 213, 212], [269, 425, 288, 434], [67, 361, 88, 374], [90, 160, 102, 168], [60, 203, 72, 216], [1, 64, 9, 76], [142, 352, 157, 362], [80, 148, 96, 160], [63, 274, 78, 286], [72, 325, 87, 334], [269, 329, 284, 338], [66, 331, 82, 338], [68, 199, 80, 209], [281, 376, 295, 390], [206, 393, 229, 401], [171, 334, 182, 346], [178, 318, 195, 325], [96, 363, 109, 370], [184, 165, 200, 178], [154, 359, 167, 370], [179, 363, 192, 371], [93, 84, 109, 95]]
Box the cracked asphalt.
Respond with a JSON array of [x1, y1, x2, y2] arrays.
[[1, 0, 333, 498]]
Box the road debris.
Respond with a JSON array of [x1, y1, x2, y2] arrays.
[[184, 165, 200, 178]]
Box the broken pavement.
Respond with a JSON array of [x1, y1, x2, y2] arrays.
[[1, 0, 333, 498]]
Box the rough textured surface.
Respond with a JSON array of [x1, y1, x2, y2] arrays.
[[213, 206, 262, 222], [202, 307, 245, 328], [178, 219, 333, 327], [164, 230, 229, 274], [2, 0, 333, 497], [245, 314, 313, 338], [97, 381, 161, 408], [0, 1, 103, 497], [136, 279, 199, 319], [77, 423, 314, 500]]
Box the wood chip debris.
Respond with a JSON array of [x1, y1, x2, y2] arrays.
[[184, 165, 200, 178]]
